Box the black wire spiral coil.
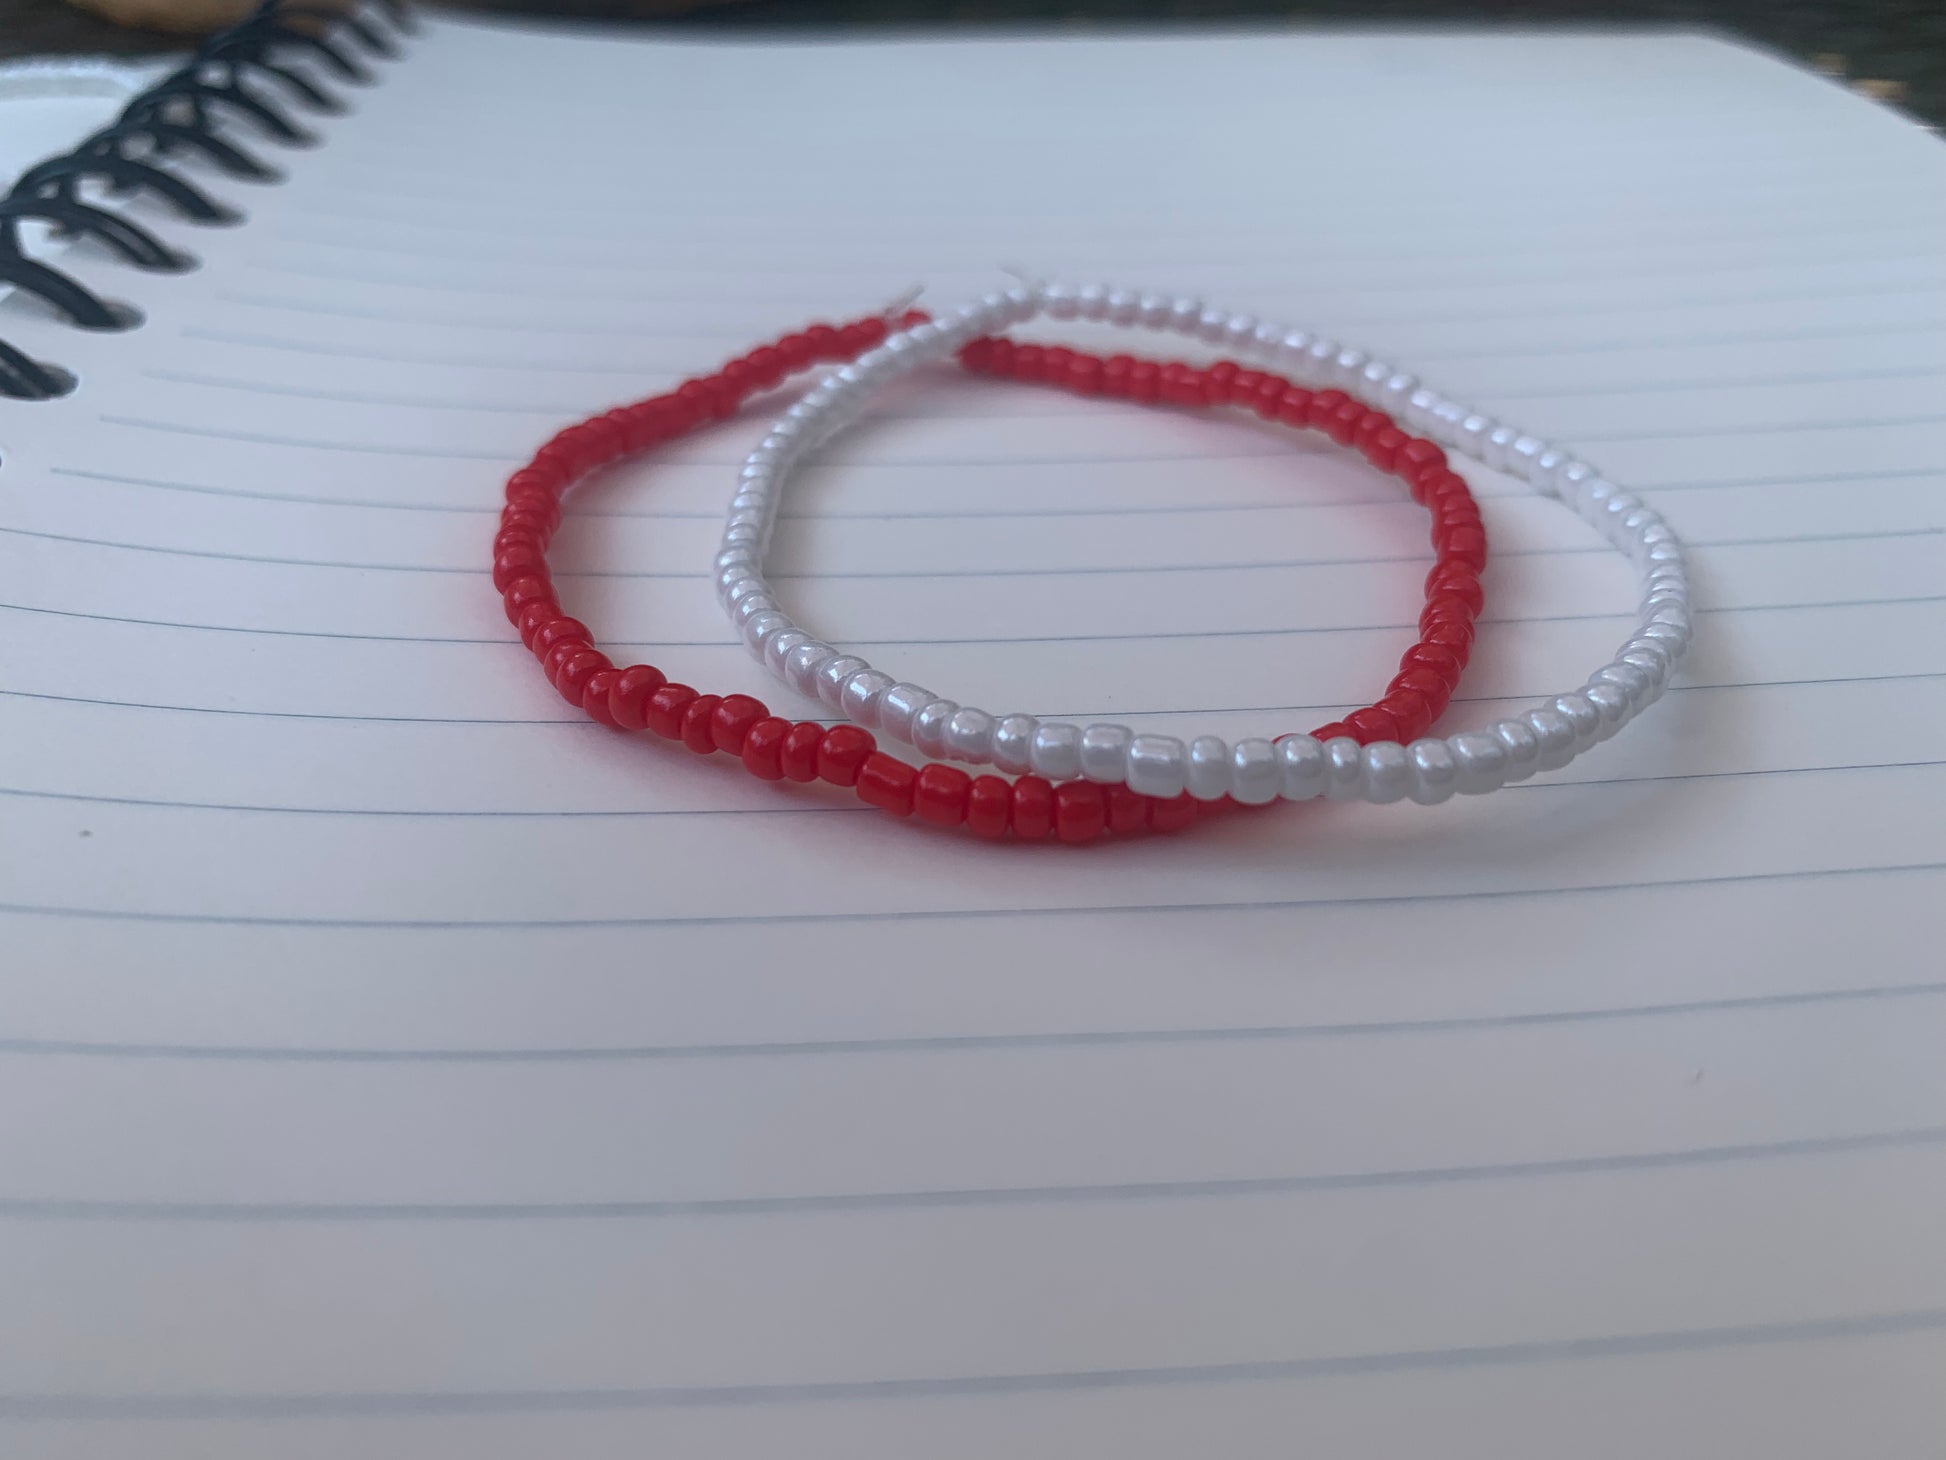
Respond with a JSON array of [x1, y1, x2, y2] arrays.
[[0, 0, 413, 401]]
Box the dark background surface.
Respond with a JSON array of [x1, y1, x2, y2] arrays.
[[4, 0, 1941, 126]]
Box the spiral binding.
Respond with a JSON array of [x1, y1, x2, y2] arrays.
[[0, 0, 414, 401]]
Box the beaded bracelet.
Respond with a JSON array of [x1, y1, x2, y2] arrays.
[[499, 311, 1268, 844], [720, 281, 1690, 807]]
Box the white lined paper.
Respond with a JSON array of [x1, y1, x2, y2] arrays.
[[1, 14, 1943, 1458]]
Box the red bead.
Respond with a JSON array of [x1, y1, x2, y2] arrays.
[[817, 725, 874, 787], [776, 333, 814, 369], [746, 345, 787, 387], [1344, 706, 1402, 745], [1439, 525, 1488, 572], [1389, 666, 1453, 718], [1161, 362, 1207, 407], [1147, 793, 1198, 834], [1012, 344, 1047, 382], [981, 338, 1016, 376], [740, 716, 792, 780], [540, 636, 590, 688], [966, 775, 1011, 838], [1399, 642, 1466, 688], [554, 648, 610, 708], [1053, 781, 1107, 844], [1359, 422, 1403, 465], [913, 764, 972, 826], [1420, 594, 1478, 636], [516, 601, 562, 649], [1127, 360, 1161, 403], [1421, 620, 1474, 666], [1424, 564, 1484, 612], [1252, 375, 1286, 419], [680, 694, 723, 754], [1306, 388, 1351, 429], [1205, 360, 1239, 401], [1229, 368, 1270, 400], [780, 722, 825, 782], [607, 664, 667, 730], [1274, 386, 1314, 427], [1310, 720, 1353, 742], [643, 683, 697, 740], [1326, 398, 1366, 445], [1379, 689, 1435, 741], [801, 324, 840, 358], [956, 336, 995, 372], [1010, 777, 1055, 840], [710, 694, 768, 755], [1104, 783, 1146, 835], [531, 616, 590, 659], [580, 668, 622, 727], [856, 752, 917, 816], [1395, 437, 1445, 481], [1100, 355, 1135, 397], [1415, 467, 1471, 508], [502, 575, 553, 626], [1065, 354, 1104, 395], [491, 544, 547, 593]]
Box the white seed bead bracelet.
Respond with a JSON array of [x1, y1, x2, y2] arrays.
[[713, 281, 1691, 807]]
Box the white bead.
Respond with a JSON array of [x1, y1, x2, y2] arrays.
[[763, 629, 810, 677], [991, 715, 1037, 775], [1103, 288, 1140, 324], [1196, 306, 1231, 342], [1186, 735, 1231, 801], [1331, 347, 1368, 385], [839, 669, 895, 728], [1448, 731, 1509, 794], [1137, 292, 1171, 326], [1491, 718, 1543, 782], [877, 683, 934, 740], [912, 699, 958, 758], [784, 641, 834, 698], [731, 595, 774, 630], [1362, 741, 1411, 804], [1483, 423, 1519, 472], [1323, 736, 1366, 799], [1549, 693, 1603, 751], [1582, 681, 1631, 739], [1079, 723, 1134, 783], [1591, 661, 1653, 710], [1126, 734, 1188, 799], [1029, 722, 1082, 781], [1525, 707, 1578, 770], [1044, 281, 1079, 319], [945, 708, 996, 763], [1276, 734, 1329, 801], [815, 654, 867, 708], [1407, 739, 1459, 805], [741, 610, 788, 653], [1167, 297, 1204, 334], [1231, 738, 1281, 805], [1074, 283, 1108, 319]]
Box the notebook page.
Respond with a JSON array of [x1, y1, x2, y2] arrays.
[[0, 15, 1942, 1457]]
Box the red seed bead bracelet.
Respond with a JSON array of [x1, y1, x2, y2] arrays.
[[496, 313, 1481, 841]]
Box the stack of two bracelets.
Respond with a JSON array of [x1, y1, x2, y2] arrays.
[[493, 280, 1691, 845]]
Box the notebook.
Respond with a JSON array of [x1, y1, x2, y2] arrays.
[[1, 8, 1942, 1456]]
